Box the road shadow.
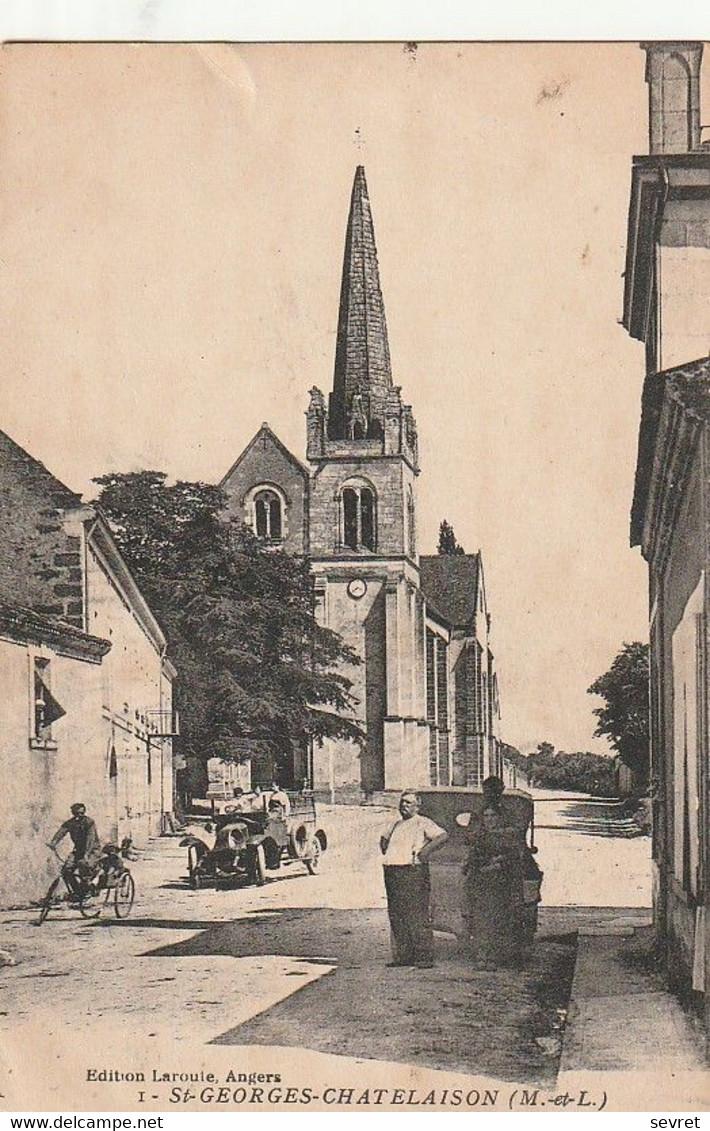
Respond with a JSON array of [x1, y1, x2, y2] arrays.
[[537, 798, 645, 839], [141, 905, 576, 1084], [93, 917, 230, 931], [159, 870, 313, 893]]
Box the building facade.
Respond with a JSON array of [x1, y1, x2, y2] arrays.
[[0, 601, 110, 907], [623, 42, 710, 1031], [0, 430, 176, 905], [222, 167, 503, 798]]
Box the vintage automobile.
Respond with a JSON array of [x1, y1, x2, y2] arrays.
[[180, 793, 327, 889], [417, 787, 543, 946]]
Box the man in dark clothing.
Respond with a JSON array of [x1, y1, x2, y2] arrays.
[[48, 803, 102, 901], [482, 775, 506, 809]]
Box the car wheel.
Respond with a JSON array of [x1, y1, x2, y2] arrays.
[[38, 877, 62, 925], [289, 824, 309, 859]]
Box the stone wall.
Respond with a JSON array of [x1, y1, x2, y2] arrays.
[[659, 198, 710, 370], [0, 634, 107, 908], [309, 457, 413, 558], [312, 575, 387, 792], [221, 429, 308, 556], [656, 453, 705, 992], [86, 542, 172, 844], [0, 432, 86, 626]]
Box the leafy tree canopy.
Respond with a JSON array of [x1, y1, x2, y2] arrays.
[[526, 743, 617, 797], [438, 519, 465, 555], [587, 642, 650, 786], [93, 472, 364, 766]]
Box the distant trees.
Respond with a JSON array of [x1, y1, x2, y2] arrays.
[[527, 743, 617, 797], [438, 520, 465, 555], [588, 642, 650, 794], [93, 471, 365, 780]]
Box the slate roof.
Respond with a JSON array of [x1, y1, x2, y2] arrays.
[[0, 429, 82, 509], [329, 166, 393, 439], [419, 553, 481, 629], [219, 423, 309, 487]]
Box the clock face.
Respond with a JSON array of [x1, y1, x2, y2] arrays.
[[347, 578, 367, 600]]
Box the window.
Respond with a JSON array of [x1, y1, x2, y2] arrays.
[[253, 489, 282, 541], [341, 484, 376, 551], [33, 657, 65, 742]]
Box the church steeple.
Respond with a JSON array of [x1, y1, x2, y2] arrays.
[[306, 166, 418, 473], [328, 167, 393, 440]]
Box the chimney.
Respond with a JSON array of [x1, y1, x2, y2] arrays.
[[643, 42, 703, 154]]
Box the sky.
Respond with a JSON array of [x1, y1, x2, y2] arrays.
[[0, 41, 676, 754]]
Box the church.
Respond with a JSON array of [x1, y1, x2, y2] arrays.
[[221, 167, 502, 799]]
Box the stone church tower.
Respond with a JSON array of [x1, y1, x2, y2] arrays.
[[221, 166, 503, 797], [306, 167, 429, 795]]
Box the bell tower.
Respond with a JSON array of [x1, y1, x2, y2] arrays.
[[306, 167, 429, 797]]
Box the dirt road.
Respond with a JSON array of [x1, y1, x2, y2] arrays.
[[0, 794, 653, 1105]]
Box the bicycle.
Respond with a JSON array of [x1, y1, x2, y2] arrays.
[[37, 844, 135, 924]]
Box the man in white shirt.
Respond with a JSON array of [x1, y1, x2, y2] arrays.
[[266, 782, 291, 817], [380, 790, 448, 969]]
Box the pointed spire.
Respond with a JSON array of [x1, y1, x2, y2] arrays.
[[328, 167, 393, 439]]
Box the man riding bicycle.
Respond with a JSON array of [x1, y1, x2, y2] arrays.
[[48, 803, 102, 902]]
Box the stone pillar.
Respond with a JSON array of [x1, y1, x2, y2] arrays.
[[306, 386, 327, 460], [383, 388, 403, 456], [383, 578, 404, 788], [643, 42, 703, 154], [385, 578, 401, 718], [407, 582, 418, 719]]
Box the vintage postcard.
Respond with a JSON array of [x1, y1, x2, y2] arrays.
[[0, 41, 707, 1114]]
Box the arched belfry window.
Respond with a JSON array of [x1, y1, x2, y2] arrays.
[[341, 482, 376, 552], [253, 488, 282, 541]]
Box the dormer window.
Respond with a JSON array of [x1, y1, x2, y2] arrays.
[[341, 482, 376, 552], [249, 487, 285, 542]]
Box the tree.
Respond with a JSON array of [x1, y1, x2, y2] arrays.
[[438, 520, 465, 555], [93, 472, 364, 774], [587, 642, 650, 792], [526, 746, 617, 797], [535, 741, 555, 760]]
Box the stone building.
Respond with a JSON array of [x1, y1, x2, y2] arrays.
[[623, 42, 710, 1031], [222, 167, 503, 797], [0, 430, 176, 905]]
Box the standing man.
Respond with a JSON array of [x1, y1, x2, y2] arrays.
[[380, 790, 448, 969], [48, 802, 102, 901], [482, 775, 506, 809]]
